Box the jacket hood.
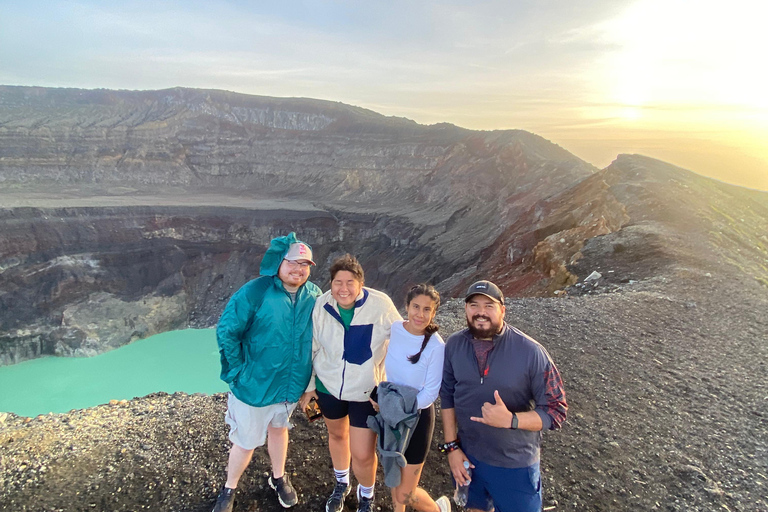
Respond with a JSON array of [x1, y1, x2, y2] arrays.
[[259, 232, 313, 276]]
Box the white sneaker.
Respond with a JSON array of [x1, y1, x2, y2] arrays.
[[436, 495, 451, 512]]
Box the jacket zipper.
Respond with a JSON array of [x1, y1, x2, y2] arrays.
[[468, 337, 483, 384], [483, 343, 497, 384], [283, 285, 300, 404], [287, 288, 296, 403], [336, 303, 351, 398], [470, 336, 495, 385], [339, 359, 347, 397]]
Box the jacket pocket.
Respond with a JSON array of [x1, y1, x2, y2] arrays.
[[343, 324, 374, 365], [219, 354, 244, 384]]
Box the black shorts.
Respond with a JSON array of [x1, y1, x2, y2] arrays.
[[316, 390, 377, 429], [404, 403, 435, 465]]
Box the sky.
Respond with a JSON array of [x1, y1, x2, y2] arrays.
[[1, 0, 767, 190]]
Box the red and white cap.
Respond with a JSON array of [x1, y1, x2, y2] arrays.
[[284, 242, 316, 265]]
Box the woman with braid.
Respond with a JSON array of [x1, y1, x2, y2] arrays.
[[382, 284, 450, 512]]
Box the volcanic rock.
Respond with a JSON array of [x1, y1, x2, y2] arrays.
[[0, 86, 767, 511]]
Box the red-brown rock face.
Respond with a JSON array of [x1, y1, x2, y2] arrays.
[[2, 87, 766, 364]]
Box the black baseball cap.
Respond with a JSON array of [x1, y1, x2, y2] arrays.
[[464, 280, 504, 304]]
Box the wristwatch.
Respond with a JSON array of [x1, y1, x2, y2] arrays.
[[510, 412, 518, 430]]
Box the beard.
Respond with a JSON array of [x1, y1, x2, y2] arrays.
[[466, 314, 502, 339]]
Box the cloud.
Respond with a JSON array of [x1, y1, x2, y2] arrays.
[[1, 1, 765, 189]]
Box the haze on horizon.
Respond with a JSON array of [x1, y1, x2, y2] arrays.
[[1, 0, 766, 191]]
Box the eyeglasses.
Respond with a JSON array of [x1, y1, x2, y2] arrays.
[[284, 260, 312, 269]]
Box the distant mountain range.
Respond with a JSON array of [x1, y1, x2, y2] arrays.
[[1, 85, 766, 363]]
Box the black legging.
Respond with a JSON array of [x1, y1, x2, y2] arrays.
[[403, 403, 435, 464]]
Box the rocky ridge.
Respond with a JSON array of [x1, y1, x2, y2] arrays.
[[1, 88, 767, 367]]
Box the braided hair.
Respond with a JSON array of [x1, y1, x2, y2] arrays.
[[405, 284, 441, 364]]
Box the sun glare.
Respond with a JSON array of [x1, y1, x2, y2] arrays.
[[619, 106, 642, 121], [605, 0, 768, 114]]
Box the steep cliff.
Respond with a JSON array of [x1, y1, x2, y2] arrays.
[[2, 87, 766, 365], [0, 202, 457, 364], [0, 86, 599, 363], [0, 87, 594, 267], [453, 154, 768, 299]]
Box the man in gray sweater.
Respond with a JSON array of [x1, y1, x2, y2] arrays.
[[439, 280, 567, 512]]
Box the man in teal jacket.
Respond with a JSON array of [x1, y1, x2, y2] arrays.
[[212, 233, 322, 512]]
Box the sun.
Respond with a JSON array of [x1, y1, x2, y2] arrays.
[[604, 0, 768, 117]]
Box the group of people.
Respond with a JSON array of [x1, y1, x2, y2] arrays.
[[213, 233, 567, 512]]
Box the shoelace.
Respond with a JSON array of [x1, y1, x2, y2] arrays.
[[216, 489, 234, 503], [330, 482, 347, 500], [357, 497, 373, 512]]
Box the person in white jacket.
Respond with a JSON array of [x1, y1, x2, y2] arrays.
[[382, 284, 450, 512], [300, 254, 401, 512]]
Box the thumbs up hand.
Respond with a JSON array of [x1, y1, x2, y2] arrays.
[[470, 390, 515, 429]]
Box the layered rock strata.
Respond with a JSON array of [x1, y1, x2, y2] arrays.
[[2, 87, 767, 365], [0, 202, 459, 364], [0, 86, 598, 362]]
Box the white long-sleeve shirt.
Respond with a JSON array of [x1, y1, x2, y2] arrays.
[[384, 320, 445, 410]]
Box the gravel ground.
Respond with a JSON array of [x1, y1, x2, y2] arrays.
[[1, 268, 767, 512]]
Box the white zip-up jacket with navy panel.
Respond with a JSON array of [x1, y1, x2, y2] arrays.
[[307, 287, 402, 402]]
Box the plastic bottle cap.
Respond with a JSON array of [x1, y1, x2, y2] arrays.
[[463, 461, 470, 469]]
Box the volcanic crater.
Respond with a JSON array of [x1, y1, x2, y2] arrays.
[[1, 86, 766, 511]]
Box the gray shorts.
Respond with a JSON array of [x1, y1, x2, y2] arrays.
[[225, 392, 298, 450]]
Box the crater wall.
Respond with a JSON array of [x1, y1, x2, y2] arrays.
[[0, 204, 456, 365]]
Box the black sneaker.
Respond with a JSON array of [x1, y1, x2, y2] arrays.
[[356, 495, 374, 512], [325, 481, 351, 512], [269, 474, 299, 508], [212, 487, 236, 512]]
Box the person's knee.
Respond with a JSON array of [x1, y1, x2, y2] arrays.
[[231, 443, 255, 456], [326, 419, 349, 441], [267, 425, 288, 437], [327, 427, 348, 444], [350, 447, 375, 467]]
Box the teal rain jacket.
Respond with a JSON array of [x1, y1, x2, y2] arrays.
[[216, 232, 322, 407]]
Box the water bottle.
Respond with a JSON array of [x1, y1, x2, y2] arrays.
[[453, 460, 471, 506]]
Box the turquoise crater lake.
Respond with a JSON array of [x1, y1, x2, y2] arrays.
[[0, 329, 228, 417]]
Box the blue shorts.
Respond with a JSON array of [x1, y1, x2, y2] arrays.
[[464, 453, 542, 512]]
